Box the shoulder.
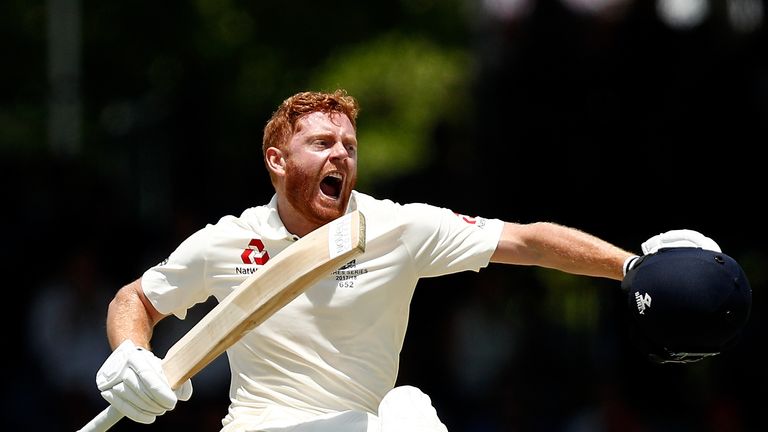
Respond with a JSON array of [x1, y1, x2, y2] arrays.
[[208, 199, 280, 236], [201, 212, 256, 236], [353, 191, 500, 229], [352, 190, 440, 214], [352, 191, 442, 223], [352, 191, 466, 238], [177, 204, 277, 254]]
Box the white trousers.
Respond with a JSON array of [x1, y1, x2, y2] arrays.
[[225, 385, 448, 432]]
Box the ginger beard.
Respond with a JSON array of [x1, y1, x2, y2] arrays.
[[282, 147, 357, 228]]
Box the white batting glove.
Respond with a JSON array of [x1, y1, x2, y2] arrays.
[[623, 229, 722, 276], [378, 386, 448, 432], [641, 229, 721, 254], [96, 339, 193, 424]]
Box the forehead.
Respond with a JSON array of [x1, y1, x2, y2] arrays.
[[294, 111, 355, 136]]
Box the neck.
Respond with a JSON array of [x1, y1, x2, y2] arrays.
[[275, 194, 321, 237]]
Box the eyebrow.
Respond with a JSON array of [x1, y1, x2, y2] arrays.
[[306, 131, 357, 144]]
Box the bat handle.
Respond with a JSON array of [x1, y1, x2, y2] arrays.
[[77, 406, 124, 432]]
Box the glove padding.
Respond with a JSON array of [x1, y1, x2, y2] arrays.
[[96, 339, 193, 424], [378, 386, 448, 432], [624, 229, 721, 276], [641, 229, 721, 254]]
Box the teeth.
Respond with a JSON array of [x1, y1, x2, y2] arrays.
[[327, 172, 343, 180]]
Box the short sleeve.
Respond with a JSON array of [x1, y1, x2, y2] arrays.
[[142, 228, 214, 319], [400, 203, 504, 278]]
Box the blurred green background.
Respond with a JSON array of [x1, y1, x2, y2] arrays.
[[4, 0, 766, 431]]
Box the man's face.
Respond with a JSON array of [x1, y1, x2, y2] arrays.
[[281, 111, 358, 227]]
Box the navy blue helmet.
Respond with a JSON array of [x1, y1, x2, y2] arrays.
[[622, 247, 752, 364]]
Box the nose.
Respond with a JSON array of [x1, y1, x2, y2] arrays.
[[329, 141, 349, 161]]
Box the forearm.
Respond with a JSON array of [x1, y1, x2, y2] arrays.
[[491, 222, 635, 281], [106, 278, 164, 350]]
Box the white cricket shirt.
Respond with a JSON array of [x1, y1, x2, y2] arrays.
[[142, 191, 504, 430]]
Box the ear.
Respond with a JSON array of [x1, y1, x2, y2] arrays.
[[265, 147, 286, 177]]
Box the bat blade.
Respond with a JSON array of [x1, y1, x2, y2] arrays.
[[78, 210, 367, 432]]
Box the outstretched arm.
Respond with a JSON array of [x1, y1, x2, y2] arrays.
[[490, 222, 635, 281]]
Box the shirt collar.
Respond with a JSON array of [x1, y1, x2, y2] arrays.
[[261, 192, 359, 241]]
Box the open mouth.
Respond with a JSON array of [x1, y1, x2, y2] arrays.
[[320, 173, 343, 199]]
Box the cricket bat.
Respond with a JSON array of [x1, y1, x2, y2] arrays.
[[78, 210, 366, 432]]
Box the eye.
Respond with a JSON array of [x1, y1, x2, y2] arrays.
[[344, 140, 358, 154]]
